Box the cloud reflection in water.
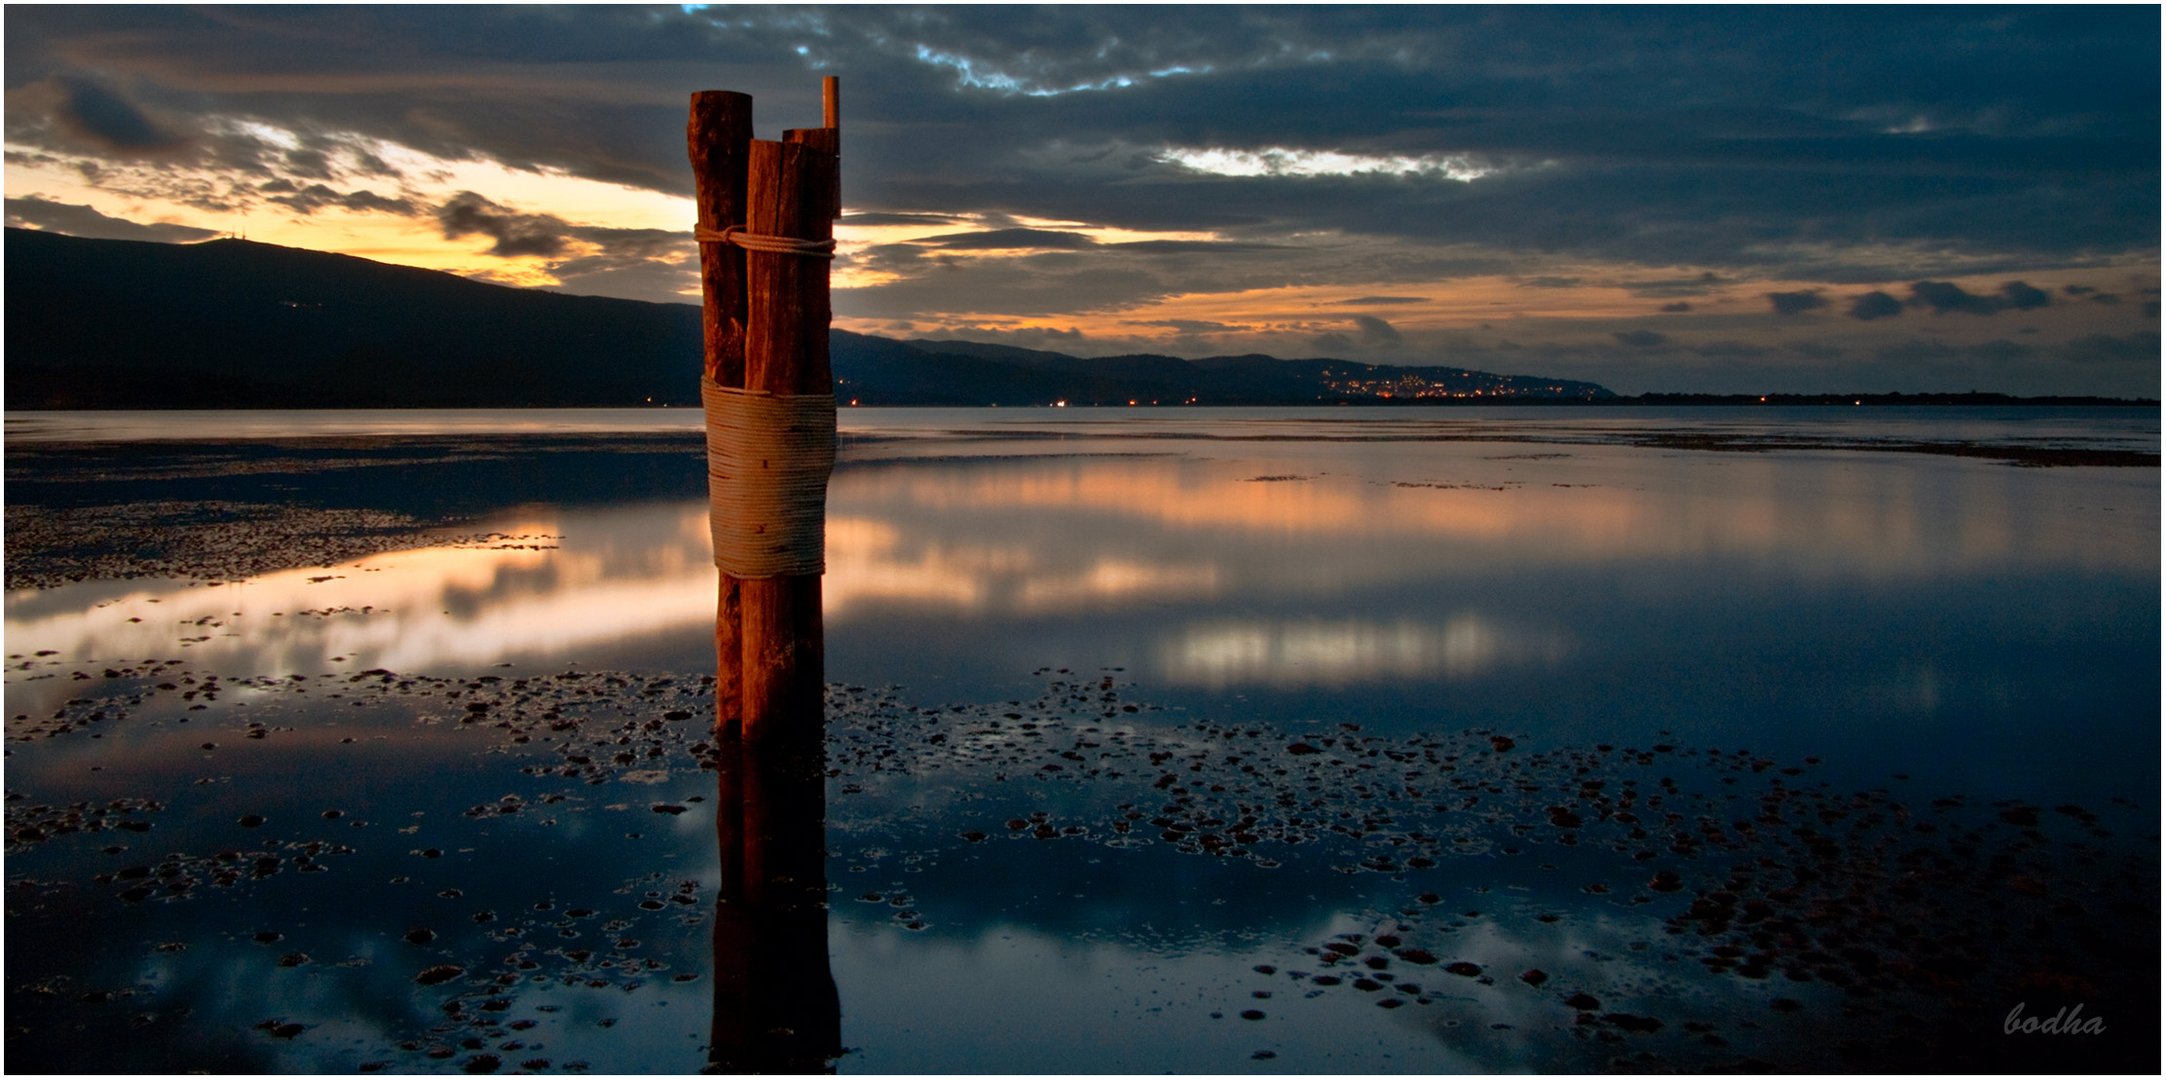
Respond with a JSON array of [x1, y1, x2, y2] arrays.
[[1159, 614, 1570, 689]]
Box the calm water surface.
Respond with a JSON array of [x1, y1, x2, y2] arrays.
[[6, 407, 2158, 1072]]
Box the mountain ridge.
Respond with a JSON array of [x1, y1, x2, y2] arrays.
[[3, 228, 1625, 409]]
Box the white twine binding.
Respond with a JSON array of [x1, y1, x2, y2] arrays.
[[693, 222, 835, 259], [702, 377, 837, 578]]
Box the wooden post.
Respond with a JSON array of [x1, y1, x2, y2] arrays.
[[687, 91, 754, 742], [739, 136, 837, 745]]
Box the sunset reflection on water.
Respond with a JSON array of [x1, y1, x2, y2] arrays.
[[11, 440, 2153, 695]]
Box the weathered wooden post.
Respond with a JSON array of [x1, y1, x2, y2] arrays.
[[690, 77, 842, 1072], [689, 77, 839, 746]]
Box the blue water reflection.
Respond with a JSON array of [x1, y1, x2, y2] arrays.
[[9, 412, 2156, 802]]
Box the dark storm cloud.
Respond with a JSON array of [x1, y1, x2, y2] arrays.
[[437, 191, 570, 258], [1907, 280, 2054, 316], [1766, 290, 1829, 316], [42, 76, 186, 154], [1848, 291, 1905, 320], [5, 195, 218, 242], [10, 5, 2152, 273], [1612, 330, 1669, 349], [1658, 302, 1692, 313], [1340, 296, 1428, 306]]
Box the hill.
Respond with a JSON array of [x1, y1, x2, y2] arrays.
[[3, 228, 1613, 408]]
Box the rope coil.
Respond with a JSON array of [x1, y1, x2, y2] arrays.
[[702, 377, 837, 578], [693, 222, 835, 259]]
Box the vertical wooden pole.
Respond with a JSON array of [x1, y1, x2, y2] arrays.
[[739, 136, 837, 746], [687, 91, 754, 742], [701, 83, 842, 1071]]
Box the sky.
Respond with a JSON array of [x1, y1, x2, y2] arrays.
[[5, 5, 2159, 395]]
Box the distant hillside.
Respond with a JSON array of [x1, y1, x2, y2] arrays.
[[3, 228, 1613, 408]]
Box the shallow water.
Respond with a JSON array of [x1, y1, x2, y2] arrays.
[[5, 408, 2159, 1072]]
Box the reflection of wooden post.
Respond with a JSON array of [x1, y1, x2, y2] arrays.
[[710, 745, 839, 1072]]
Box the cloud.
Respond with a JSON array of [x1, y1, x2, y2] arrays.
[[1128, 318, 1238, 334], [437, 191, 570, 258], [1353, 315, 1401, 346], [1520, 276, 1583, 289], [2059, 331, 2160, 366], [1619, 271, 1724, 298], [263, 182, 416, 216], [1657, 301, 1691, 313], [1339, 295, 1428, 305], [1847, 290, 1904, 320], [1906, 279, 2054, 315], [1766, 290, 1828, 315], [1612, 329, 1669, 348], [2062, 283, 2124, 305], [5, 195, 218, 243], [1998, 280, 2051, 310], [1688, 340, 1766, 358], [840, 211, 963, 227], [912, 227, 1098, 251], [44, 76, 186, 155]]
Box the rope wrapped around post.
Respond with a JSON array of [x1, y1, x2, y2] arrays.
[[701, 377, 836, 579], [694, 222, 836, 259]]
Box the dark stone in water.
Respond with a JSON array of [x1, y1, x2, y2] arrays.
[[237, 814, 266, 828], [1565, 993, 1602, 1011], [1444, 961, 1481, 977], [1397, 948, 1440, 966], [416, 964, 465, 986], [1520, 969, 1548, 987], [1603, 1013, 1663, 1032], [1240, 1009, 1266, 1021], [405, 928, 436, 945], [650, 804, 687, 815]]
